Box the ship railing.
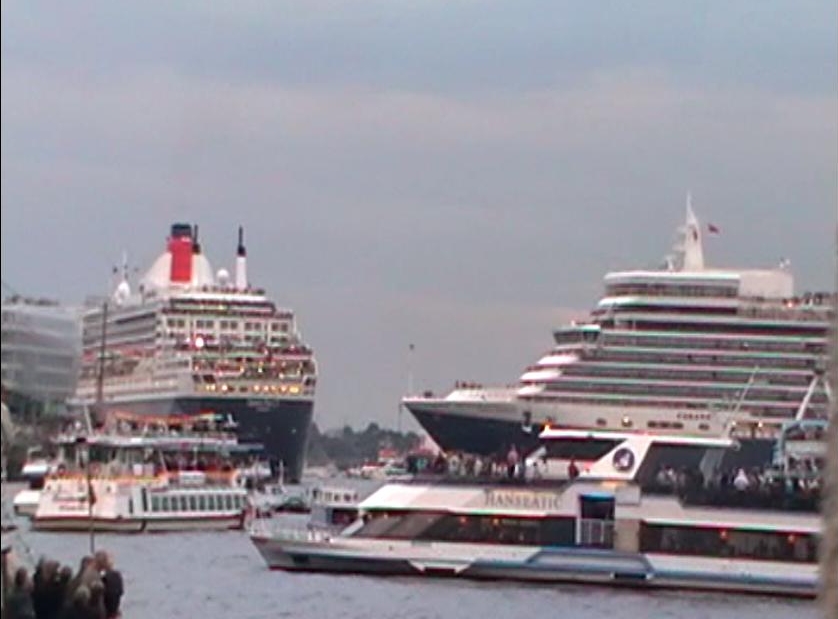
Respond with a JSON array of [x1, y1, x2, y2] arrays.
[[250, 522, 333, 543]]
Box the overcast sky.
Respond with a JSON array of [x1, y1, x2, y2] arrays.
[[2, 1, 836, 430]]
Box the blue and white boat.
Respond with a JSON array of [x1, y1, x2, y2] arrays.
[[250, 426, 821, 598]]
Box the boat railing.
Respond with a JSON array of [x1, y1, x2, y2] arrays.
[[643, 480, 821, 513], [578, 518, 615, 548], [251, 522, 333, 543], [45, 467, 239, 488]]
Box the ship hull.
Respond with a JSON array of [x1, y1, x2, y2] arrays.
[[407, 403, 776, 470], [80, 396, 313, 482], [406, 401, 541, 457]]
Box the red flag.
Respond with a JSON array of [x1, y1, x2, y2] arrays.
[[707, 223, 721, 234]]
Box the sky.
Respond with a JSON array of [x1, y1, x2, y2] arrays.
[[2, 1, 836, 431]]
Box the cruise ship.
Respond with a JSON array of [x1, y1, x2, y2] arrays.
[[403, 202, 834, 466], [72, 224, 317, 482]]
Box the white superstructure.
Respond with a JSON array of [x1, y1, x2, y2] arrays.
[[74, 224, 316, 407]]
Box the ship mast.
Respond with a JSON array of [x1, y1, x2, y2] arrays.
[[93, 300, 108, 430]]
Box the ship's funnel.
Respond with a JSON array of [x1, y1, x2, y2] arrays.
[[192, 224, 202, 254], [235, 226, 248, 290], [168, 223, 193, 283]]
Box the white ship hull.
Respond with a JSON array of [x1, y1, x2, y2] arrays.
[[251, 534, 817, 598], [33, 514, 244, 533], [33, 475, 249, 534]]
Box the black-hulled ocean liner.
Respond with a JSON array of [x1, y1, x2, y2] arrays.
[[73, 224, 317, 481]]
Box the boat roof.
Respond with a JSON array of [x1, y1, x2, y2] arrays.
[[538, 428, 736, 448], [53, 433, 246, 451]]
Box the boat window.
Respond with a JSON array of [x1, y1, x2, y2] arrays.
[[141, 489, 149, 513], [162, 496, 170, 511], [544, 439, 619, 461], [207, 495, 216, 511], [354, 511, 576, 546], [354, 512, 408, 538], [198, 495, 207, 511], [225, 495, 233, 510], [170, 495, 179, 512], [151, 496, 160, 512], [180, 496, 188, 511], [189, 496, 198, 511], [639, 524, 818, 563]]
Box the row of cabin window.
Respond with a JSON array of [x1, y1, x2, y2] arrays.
[[603, 334, 825, 353], [639, 524, 818, 563], [149, 493, 246, 513], [353, 513, 819, 564], [355, 511, 577, 546], [172, 318, 289, 332], [592, 350, 819, 370]]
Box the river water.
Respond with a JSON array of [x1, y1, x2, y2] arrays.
[[9, 524, 816, 619]]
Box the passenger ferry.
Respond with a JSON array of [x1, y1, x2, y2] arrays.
[[31, 413, 253, 533], [250, 424, 821, 598], [403, 200, 834, 469]]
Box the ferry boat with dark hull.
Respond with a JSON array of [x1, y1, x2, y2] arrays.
[[72, 224, 317, 482], [404, 200, 834, 471]]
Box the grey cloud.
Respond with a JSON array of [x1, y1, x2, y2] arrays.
[[2, 2, 835, 95], [1, 2, 836, 427]]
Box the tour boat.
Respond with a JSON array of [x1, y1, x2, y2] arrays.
[[250, 424, 821, 598], [31, 413, 254, 533]]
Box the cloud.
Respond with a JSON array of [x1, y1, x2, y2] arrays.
[[1, 1, 835, 428]]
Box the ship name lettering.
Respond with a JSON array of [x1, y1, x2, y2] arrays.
[[483, 490, 562, 511]]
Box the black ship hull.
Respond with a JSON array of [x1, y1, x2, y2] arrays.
[[85, 396, 313, 482], [409, 407, 777, 470]]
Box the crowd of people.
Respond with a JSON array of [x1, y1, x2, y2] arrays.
[[412, 445, 534, 482], [4, 550, 123, 619], [646, 462, 821, 511]]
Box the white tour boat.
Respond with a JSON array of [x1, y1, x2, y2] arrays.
[[251, 425, 821, 598], [31, 415, 253, 533]]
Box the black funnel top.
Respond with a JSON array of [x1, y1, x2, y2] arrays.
[[237, 226, 246, 257]]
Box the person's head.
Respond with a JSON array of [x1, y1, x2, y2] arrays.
[[78, 556, 93, 573], [14, 567, 30, 590], [59, 565, 73, 583], [94, 550, 112, 571], [42, 560, 59, 581]]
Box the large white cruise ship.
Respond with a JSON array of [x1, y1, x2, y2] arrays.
[[72, 224, 317, 481], [403, 202, 834, 466]]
